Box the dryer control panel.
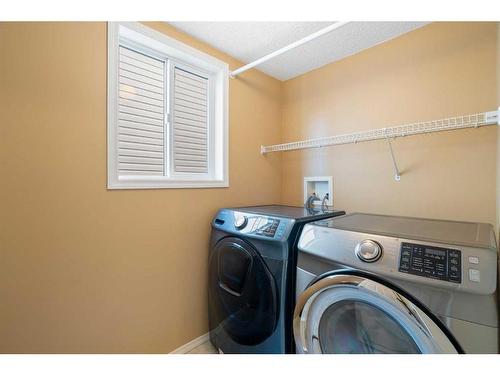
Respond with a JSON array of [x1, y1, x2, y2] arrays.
[[298, 217, 497, 295], [398, 242, 461, 283]]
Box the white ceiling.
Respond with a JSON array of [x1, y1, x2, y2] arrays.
[[169, 22, 429, 81]]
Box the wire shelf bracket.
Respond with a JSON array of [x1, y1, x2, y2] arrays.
[[261, 108, 499, 181], [386, 137, 401, 181]]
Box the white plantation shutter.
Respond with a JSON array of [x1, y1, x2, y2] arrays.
[[108, 23, 228, 189], [172, 67, 209, 174], [117, 46, 165, 176]]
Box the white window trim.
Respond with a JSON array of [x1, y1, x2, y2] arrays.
[[107, 22, 229, 189]]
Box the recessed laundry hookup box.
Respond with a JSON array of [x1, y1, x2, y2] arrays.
[[303, 176, 333, 207]]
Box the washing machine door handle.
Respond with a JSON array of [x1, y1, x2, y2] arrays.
[[216, 241, 254, 298], [218, 280, 243, 297]]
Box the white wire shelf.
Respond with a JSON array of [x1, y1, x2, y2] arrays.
[[261, 109, 499, 154]]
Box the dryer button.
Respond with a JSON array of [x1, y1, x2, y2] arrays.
[[468, 256, 479, 265], [355, 240, 382, 263], [468, 268, 481, 283]]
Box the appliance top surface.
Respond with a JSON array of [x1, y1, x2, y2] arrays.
[[314, 213, 497, 250], [235, 205, 345, 222]]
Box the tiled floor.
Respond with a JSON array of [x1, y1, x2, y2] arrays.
[[187, 340, 218, 354]]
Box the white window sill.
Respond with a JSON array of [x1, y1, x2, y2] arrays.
[[108, 179, 229, 190]]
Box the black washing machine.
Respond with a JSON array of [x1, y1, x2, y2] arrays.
[[208, 205, 345, 353]]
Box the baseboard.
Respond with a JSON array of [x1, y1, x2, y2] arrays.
[[170, 332, 210, 354]]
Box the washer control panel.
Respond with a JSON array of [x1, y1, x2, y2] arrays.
[[399, 242, 462, 283], [251, 217, 281, 237], [216, 211, 286, 240]]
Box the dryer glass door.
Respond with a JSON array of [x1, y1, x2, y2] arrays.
[[209, 237, 279, 346], [294, 273, 460, 354], [318, 299, 420, 353]]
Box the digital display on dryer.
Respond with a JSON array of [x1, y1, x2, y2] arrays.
[[425, 248, 446, 257]]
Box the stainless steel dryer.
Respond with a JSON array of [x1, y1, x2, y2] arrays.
[[294, 213, 498, 354]]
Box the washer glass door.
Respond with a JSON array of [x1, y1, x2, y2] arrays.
[[209, 237, 279, 346], [294, 273, 460, 354]]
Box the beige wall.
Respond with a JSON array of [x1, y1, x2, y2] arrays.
[[281, 22, 498, 227], [0, 22, 282, 353], [1, 21, 499, 354]]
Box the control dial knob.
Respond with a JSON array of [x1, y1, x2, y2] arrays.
[[234, 215, 248, 230], [355, 240, 382, 262]]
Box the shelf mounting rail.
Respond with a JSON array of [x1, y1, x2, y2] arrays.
[[230, 22, 350, 78], [261, 108, 499, 180]]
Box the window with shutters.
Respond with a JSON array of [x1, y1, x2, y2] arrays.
[[107, 22, 228, 189]]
